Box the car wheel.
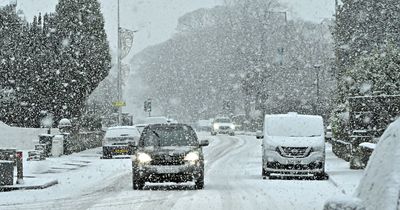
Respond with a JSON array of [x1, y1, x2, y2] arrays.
[[315, 171, 328, 180], [102, 150, 112, 159], [211, 132, 216, 136], [229, 132, 235, 136], [132, 177, 145, 190], [262, 167, 270, 179], [195, 172, 204, 189]]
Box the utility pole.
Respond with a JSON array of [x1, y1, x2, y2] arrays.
[[314, 64, 322, 115], [117, 0, 122, 125]]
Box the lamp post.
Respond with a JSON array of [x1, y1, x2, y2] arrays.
[[117, 0, 122, 125], [314, 64, 322, 115]]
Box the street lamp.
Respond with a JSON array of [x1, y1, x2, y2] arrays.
[[117, 0, 122, 125], [314, 64, 322, 115]]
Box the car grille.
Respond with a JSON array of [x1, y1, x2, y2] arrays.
[[277, 147, 311, 158], [150, 154, 185, 165], [219, 126, 230, 130]]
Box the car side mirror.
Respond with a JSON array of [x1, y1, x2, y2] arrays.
[[323, 198, 365, 210], [199, 140, 209, 147]]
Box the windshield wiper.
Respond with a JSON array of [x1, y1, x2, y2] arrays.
[[151, 130, 161, 147]]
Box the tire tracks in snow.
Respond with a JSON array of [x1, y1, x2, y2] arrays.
[[131, 135, 243, 210]]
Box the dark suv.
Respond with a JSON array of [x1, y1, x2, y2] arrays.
[[131, 124, 209, 190]]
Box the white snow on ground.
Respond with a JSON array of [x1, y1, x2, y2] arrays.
[[325, 144, 364, 195], [0, 121, 59, 150], [0, 132, 363, 210]]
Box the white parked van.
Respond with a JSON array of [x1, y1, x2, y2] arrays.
[[261, 113, 326, 179]]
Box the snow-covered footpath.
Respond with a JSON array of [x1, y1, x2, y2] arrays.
[[0, 122, 59, 150], [0, 130, 364, 210]]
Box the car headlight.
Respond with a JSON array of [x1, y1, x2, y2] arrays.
[[137, 152, 152, 163], [184, 151, 200, 161], [312, 145, 325, 152], [264, 144, 276, 151], [230, 124, 235, 129], [213, 124, 220, 130]]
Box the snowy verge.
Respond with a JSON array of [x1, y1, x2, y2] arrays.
[[0, 121, 59, 150]]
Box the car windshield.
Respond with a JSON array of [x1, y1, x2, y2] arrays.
[[142, 126, 198, 147], [215, 118, 231, 123]]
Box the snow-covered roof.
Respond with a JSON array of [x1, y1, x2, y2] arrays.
[[355, 118, 400, 210]]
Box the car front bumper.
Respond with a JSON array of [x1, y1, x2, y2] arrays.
[[263, 151, 325, 175], [134, 162, 203, 182], [213, 128, 234, 134], [103, 145, 132, 156]]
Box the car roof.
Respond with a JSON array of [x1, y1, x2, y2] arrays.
[[107, 126, 137, 130], [145, 123, 192, 128]]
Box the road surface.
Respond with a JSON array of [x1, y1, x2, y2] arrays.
[[0, 134, 359, 210]]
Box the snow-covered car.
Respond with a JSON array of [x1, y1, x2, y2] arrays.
[[102, 126, 140, 159], [262, 113, 326, 179], [211, 117, 235, 136], [323, 118, 400, 210], [131, 124, 209, 190]]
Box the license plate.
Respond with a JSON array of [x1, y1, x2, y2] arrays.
[[287, 159, 301, 164], [114, 149, 128, 154], [156, 166, 181, 174]]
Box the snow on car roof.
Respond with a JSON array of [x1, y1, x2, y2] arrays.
[[135, 124, 148, 127], [355, 118, 400, 210], [105, 126, 140, 138], [265, 113, 324, 137]]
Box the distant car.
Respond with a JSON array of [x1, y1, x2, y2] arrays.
[[261, 113, 326, 179], [323, 118, 400, 210], [131, 124, 209, 190], [211, 117, 235, 136], [102, 126, 140, 159]]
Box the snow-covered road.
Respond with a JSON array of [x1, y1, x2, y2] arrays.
[[0, 134, 361, 210]]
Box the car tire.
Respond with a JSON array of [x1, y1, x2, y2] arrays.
[[102, 147, 112, 159], [262, 167, 270, 179], [315, 171, 328, 180], [211, 132, 216, 136], [229, 132, 235, 136], [195, 172, 205, 189], [132, 176, 145, 190]]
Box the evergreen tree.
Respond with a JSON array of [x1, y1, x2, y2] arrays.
[[53, 0, 111, 122], [333, 0, 400, 102], [0, 5, 24, 126]]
